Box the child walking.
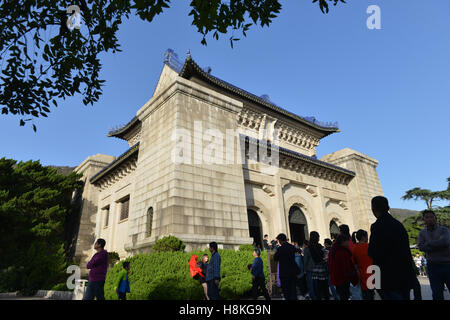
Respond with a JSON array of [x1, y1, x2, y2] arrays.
[[115, 261, 131, 300]]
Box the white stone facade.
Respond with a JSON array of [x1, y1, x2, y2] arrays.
[[73, 50, 384, 275]]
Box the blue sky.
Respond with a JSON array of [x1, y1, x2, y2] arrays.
[[1, 0, 449, 211]]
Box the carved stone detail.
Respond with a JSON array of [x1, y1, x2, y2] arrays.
[[128, 131, 141, 147], [262, 184, 275, 197], [280, 178, 290, 189], [278, 154, 353, 185], [338, 201, 348, 210], [306, 185, 318, 197], [238, 107, 320, 151], [98, 158, 138, 191]]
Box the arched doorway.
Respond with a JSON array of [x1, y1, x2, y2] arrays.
[[247, 209, 263, 249], [330, 220, 340, 240], [288, 206, 308, 246]]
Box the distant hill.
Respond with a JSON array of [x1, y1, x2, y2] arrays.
[[48, 166, 76, 176], [390, 208, 420, 222]]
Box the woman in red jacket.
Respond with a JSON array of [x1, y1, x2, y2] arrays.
[[328, 234, 359, 300]]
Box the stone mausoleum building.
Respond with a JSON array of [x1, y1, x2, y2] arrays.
[[73, 49, 384, 274]]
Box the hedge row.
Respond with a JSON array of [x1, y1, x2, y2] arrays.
[[104, 249, 270, 300]]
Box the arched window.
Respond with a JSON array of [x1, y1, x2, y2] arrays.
[[146, 207, 153, 237]]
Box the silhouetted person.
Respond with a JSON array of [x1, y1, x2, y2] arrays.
[[418, 210, 450, 300], [308, 231, 330, 300], [294, 247, 308, 299], [303, 239, 316, 299], [328, 234, 359, 300], [206, 242, 221, 300], [368, 196, 416, 300], [352, 230, 374, 300], [324, 238, 339, 300], [271, 239, 278, 250], [339, 224, 354, 252], [411, 259, 422, 300], [263, 234, 270, 250], [274, 233, 298, 300], [250, 248, 271, 300]]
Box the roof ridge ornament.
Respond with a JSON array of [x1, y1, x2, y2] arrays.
[[186, 49, 191, 60], [177, 48, 339, 132], [260, 94, 271, 102], [203, 66, 212, 74], [163, 48, 183, 73]]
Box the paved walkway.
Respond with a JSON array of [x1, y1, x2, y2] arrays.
[[0, 294, 46, 300], [261, 276, 449, 300], [1, 277, 448, 300], [418, 275, 450, 300]]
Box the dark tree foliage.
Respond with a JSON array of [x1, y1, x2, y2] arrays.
[[0, 0, 345, 129], [402, 187, 450, 210], [0, 158, 83, 294]]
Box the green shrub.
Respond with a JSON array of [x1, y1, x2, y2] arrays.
[[410, 249, 424, 257], [108, 251, 120, 265], [104, 249, 270, 300], [238, 244, 255, 251], [153, 236, 186, 252]]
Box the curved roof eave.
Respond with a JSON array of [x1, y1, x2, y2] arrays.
[[90, 142, 140, 184], [178, 57, 339, 137], [107, 116, 140, 139], [243, 135, 355, 178]]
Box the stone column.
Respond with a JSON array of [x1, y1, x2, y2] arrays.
[[322, 148, 384, 233]]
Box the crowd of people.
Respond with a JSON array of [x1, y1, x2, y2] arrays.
[[267, 196, 450, 300], [270, 226, 373, 300], [82, 196, 449, 301], [414, 253, 427, 277]]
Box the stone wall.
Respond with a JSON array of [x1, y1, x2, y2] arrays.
[[125, 75, 254, 253], [74, 154, 115, 276], [73, 61, 384, 262], [123, 77, 179, 254], [96, 170, 136, 258], [322, 148, 384, 233], [243, 160, 355, 242]]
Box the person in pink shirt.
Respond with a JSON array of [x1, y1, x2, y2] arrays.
[[83, 238, 108, 300]]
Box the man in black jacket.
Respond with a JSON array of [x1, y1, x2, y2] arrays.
[[368, 196, 416, 300], [274, 233, 298, 300]]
